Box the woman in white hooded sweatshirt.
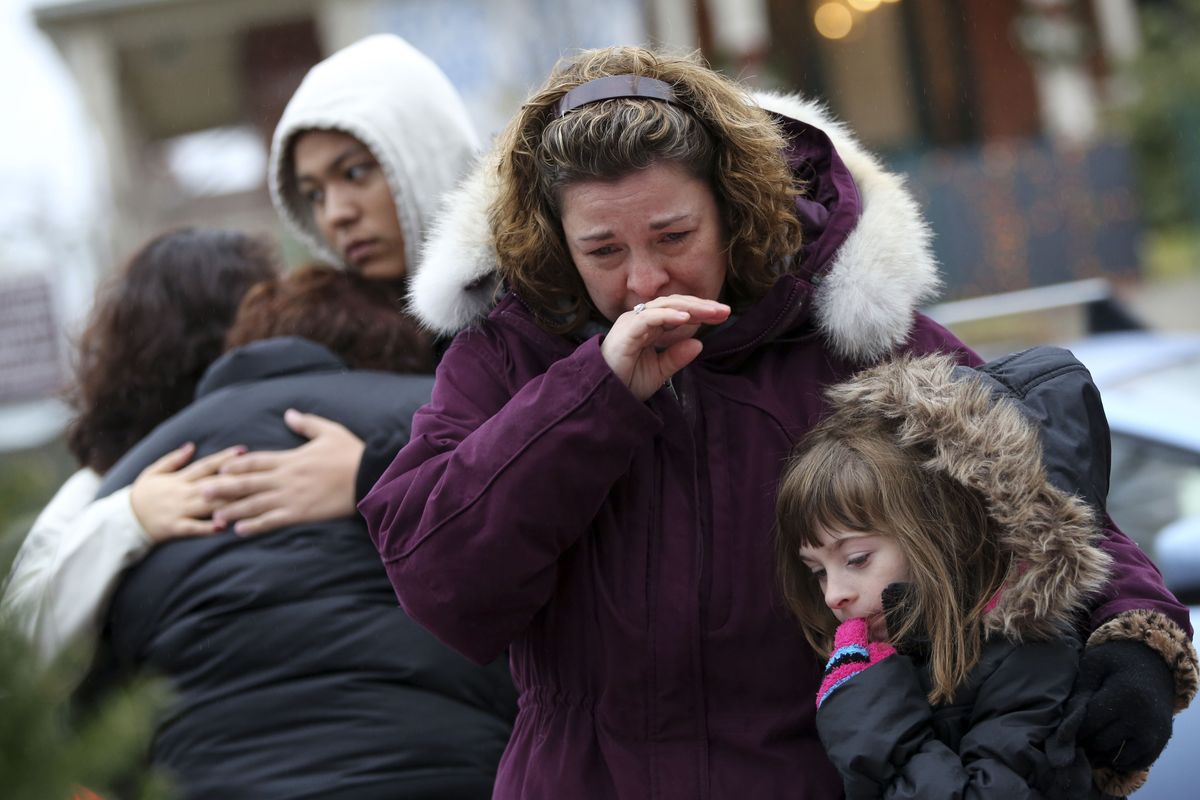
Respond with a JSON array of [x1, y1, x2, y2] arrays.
[[199, 32, 486, 536], [3, 34, 481, 662]]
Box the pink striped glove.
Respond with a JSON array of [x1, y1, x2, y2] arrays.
[[816, 618, 897, 709]]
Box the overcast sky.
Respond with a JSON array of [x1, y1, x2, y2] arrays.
[[0, 0, 102, 234]]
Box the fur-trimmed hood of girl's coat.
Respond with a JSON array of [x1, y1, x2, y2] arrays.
[[824, 346, 1114, 640], [830, 347, 1200, 797], [409, 92, 941, 362]]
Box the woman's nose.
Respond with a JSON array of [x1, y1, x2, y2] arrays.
[[324, 184, 360, 226], [625, 252, 669, 298]]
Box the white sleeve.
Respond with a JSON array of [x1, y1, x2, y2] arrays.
[[2, 468, 153, 663]]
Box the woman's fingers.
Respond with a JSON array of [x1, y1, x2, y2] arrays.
[[140, 442, 196, 476], [133, 470, 225, 542], [203, 472, 276, 505], [612, 308, 692, 352], [230, 508, 295, 537], [284, 409, 350, 441], [217, 450, 285, 477], [601, 295, 729, 399], [212, 494, 274, 527], [178, 445, 247, 480], [619, 297, 730, 344], [657, 337, 705, 377], [181, 482, 227, 519], [635, 295, 730, 322]]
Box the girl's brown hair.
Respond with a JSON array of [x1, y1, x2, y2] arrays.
[[490, 45, 804, 334], [775, 419, 1009, 705], [224, 265, 435, 374], [66, 228, 278, 473]]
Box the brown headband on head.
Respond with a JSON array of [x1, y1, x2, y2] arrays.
[[555, 74, 680, 118]]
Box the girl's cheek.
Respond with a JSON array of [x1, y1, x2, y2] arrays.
[[867, 614, 890, 643]]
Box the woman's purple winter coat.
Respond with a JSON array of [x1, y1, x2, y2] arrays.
[[359, 99, 1190, 799]]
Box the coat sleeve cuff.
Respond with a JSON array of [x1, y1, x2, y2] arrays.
[[1086, 609, 1198, 798], [1092, 765, 1149, 798], [1087, 608, 1199, 714], [355, 429, 409, 502]]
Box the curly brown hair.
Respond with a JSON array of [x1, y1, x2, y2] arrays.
[[490, 46, 804, 334], [223, 266, 435, 374], [66, 228, 279, 473]]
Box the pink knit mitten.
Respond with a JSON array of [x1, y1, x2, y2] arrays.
[[816, 618, 896, 709]]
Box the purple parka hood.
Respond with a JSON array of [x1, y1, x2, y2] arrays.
[[407, 93, 942, 362]]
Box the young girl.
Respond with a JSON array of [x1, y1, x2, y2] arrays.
[[776, 346, 1198, 799]]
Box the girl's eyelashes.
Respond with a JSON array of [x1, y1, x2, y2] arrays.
[[586, 245, 619, 257], [661, 230, 691, 244], [847, 552, 871, 569]]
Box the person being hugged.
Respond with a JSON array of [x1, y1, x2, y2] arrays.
[[776, 347, 1199, 799]]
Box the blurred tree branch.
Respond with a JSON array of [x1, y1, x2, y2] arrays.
[[1123, 0, 1200, 230]]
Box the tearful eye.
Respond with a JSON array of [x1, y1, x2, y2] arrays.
[[661, 231, 690, 244], [587, 245, 618, 257]]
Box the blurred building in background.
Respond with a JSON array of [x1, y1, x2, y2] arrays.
[[30, 0, 1153, 296], [31, 0, 644, 264], [749, 0, 1147, 300], [0, 0, 1174, 458]]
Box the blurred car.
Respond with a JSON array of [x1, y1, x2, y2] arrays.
[[1067, 330, 1200, 588], [1064, 331, 1200, 799]]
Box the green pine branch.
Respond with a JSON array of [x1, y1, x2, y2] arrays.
[[0, 578, 174, 799]]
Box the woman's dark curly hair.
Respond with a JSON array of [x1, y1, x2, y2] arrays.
[[66, 228, 278, 473], [223, 265, 435, 374]]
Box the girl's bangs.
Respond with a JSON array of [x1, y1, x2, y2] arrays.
[[783, 438, 882, 549]]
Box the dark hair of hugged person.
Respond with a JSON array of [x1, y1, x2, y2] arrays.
[[489, 46, 804, 334], [224, 265, 435, 374], [66, 228, 278, 473]]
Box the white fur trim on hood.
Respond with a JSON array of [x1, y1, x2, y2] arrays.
[[268, 34, 479, 273], [755, 93, 941, 360], [412, 92, 941, 361]]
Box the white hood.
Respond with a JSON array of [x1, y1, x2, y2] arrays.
[[412, 92, 940, 361], [268, 34, 479, 273]]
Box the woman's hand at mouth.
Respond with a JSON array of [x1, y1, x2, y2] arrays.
[[600, 295, 730, 401]]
